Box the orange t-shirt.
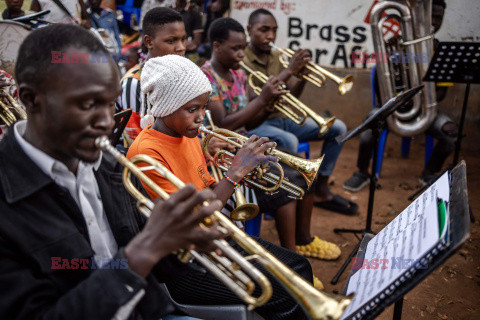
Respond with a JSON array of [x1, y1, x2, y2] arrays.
[[126, 125, 216, 200]]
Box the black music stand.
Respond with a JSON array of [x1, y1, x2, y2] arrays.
[[423, 41, 480, 166], [342, 161, 470, 320], [331, 85, 424, 285], [418, 42, 479, 223]]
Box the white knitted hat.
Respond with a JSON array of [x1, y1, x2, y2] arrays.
[[140, 55, 212, 128]]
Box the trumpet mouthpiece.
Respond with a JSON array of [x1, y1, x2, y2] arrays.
[[95, 136, 110, 149], [198, 125, 212, 134]]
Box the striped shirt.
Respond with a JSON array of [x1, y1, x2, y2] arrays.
[[116, 64, 144, 144]]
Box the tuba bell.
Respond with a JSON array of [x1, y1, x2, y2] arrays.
[[369, 0, 437, 137]]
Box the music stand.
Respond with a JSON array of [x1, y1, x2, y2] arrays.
[[109, 109, 132, 147], [331, 85, 424, 285], [423, 41, 480, 166]]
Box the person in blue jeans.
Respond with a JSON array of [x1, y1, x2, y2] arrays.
[[243, 9, 357, 215]]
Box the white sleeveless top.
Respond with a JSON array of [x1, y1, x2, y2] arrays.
[[38, 0, 81, 24]]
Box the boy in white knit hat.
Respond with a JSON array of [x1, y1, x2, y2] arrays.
[[127, 54, 315, 320]]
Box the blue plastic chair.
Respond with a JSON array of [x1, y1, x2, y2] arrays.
[[245, 142, 311, 236], [116, 0, 142, 26], [371, 65, 434, 177]]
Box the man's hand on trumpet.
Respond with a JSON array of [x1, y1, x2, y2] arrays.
[[286, 49, 312, 78], [124, 186, 226, 278]]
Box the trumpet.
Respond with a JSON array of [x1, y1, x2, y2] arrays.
[[269, 42, 355, 95], [239, 61, 335, 137], [0, 90, 27, 126], [95, 136, 353, 319], [200, 125, 323, 199], [204, 110, 260, 222]]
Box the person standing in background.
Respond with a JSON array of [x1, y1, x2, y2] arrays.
[[31, 0, 91, 28]]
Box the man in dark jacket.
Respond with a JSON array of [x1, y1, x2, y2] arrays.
[[0, 24, 315, 320], [0, 23, 224, 319]]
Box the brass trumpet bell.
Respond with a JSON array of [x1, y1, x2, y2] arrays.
[[231, 188, 260, 221], [270, 43, 354, 95]]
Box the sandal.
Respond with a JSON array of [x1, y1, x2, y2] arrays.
[[296, 236, 341, 260], [314, 195, 359, 215], [313, 275, 324, 290]]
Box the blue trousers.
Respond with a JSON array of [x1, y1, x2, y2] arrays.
[[248, 117, 346, 176]]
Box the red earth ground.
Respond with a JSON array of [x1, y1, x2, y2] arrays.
[[258, 134, 480, 320]]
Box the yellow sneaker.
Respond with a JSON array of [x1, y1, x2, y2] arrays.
[[313, 275, 324, 290], [296, 236, 341, 260]]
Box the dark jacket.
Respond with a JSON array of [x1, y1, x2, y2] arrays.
[[0, 127, 183, 320]]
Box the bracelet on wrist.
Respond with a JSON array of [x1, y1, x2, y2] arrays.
[[223, 172, 240, 190]]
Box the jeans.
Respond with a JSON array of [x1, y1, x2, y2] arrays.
[[248, 117, 347, 176], [357, 110, 457, 174]]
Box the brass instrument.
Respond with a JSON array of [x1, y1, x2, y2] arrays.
[[204, 110, 260, 221], [96, 136, 271, 309], [369, 0, 437, 136], [239, 61, 335, 137], [95, 136, 352, 319], [0, 90, 27, 126], [200, 125, 323, 199], [269, 42, 355, 95]]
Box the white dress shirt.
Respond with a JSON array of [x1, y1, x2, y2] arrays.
[[14, 121, 118, 260]]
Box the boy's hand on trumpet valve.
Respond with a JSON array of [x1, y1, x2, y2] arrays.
[[227, 135, 278, 182]]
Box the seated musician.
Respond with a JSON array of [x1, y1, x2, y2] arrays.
[[117, 7, 188, 144], [342, 0, 457, 191], [0, 24, 226, 320], [202, 17, 342, 264], [127, 54, 315, 320], [243, 9, 358, 215]]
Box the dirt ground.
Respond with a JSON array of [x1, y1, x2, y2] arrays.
[[259, 134, 480, 320]]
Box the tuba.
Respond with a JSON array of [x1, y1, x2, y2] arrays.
[[369, 0, 437, 137], [95, 136, 352, 319]]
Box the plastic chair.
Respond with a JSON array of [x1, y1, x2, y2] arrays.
[[245, 142, 311, 236], [161, 284, 265, 320], [116, 0, 142, 26], [371, 65, 434, 177]]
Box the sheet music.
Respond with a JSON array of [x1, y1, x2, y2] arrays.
[[341, 172, 450, 320]]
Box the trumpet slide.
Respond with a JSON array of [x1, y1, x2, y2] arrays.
[[204, 109, 260, 221], [239, 61, 335, 137], [95, 136, 352, 319], [269, 42, 354, 95], [200, 125, 323, 199]]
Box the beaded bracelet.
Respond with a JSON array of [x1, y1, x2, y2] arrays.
[[223, 172, 240, 190]]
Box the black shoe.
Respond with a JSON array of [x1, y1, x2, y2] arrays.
[[343, 171, 370, 192]]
